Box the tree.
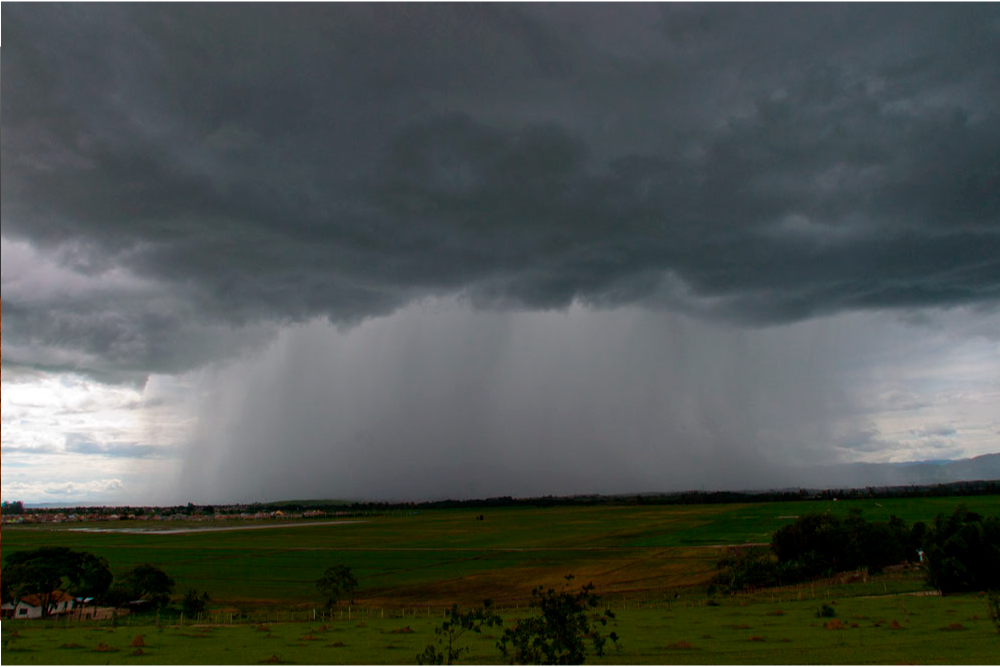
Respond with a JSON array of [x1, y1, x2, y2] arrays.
[[117, 563, 175, 609], [182, 588, 210, 617], [922, 506, 1000, 593], [770, 511, 913, 582], [316, 564, 357, 611], [498, 576, 618, 665], [416, 600, 502, 665], [2, 548, 112, 618], [1, 500, 25, 515], [986, 591, 1000, 635]]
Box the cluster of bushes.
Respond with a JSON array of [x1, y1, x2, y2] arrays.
[[715, 506, 999, 595], [772, 511, 920, 578], [417, 576, 618, 665], [922, 506, 1000, 594], [712, 548, 795, 594], [714, 510, 922, 593]]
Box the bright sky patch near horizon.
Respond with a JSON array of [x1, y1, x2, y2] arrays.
[[2, 4, 998, 505]]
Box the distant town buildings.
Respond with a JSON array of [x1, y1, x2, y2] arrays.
[[0, 506, 346, 526]]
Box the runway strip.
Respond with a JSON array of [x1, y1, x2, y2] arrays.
[[67, 520, 365, 535]]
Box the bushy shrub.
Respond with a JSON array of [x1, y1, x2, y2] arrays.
[[416, 601, 502, 665], [418, 576, 619, 665], [497, 577, 618, 665], [713, 548, 791, 593], [816, 604, 836, 618]]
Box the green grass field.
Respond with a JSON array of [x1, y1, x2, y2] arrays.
[[2, 495, 999, 663], [3, 591, 997, 664], [6, 496, 999, 607]]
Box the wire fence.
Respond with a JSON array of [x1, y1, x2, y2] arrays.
[[18, 598, 703, 630], [12, 576, 934, 631]]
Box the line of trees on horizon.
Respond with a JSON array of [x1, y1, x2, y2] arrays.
[[4, 479, 998, 516]]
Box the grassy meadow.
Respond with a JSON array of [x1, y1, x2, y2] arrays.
[[3, 586, 997, 664], [2, 494, 999, 663]]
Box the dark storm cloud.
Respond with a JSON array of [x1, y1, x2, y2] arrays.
[[3, 3, 999, 376]]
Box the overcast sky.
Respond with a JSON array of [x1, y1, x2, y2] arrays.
[[2, 4, 998, 505]]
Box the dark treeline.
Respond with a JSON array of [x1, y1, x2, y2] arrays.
[[4, 479, 998, 516], [267, 479, 999, 513]]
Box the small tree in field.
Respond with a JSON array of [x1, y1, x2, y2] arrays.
[[416, 600, 502, 665], [498, 576, 618, 665], [987, 591, 1000, 634], [117, 563, 175, 609], [316, 564, 357, 611], [182, 588, 210, 617]]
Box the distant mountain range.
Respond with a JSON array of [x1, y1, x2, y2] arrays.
[[791, 453, 1000, 489]]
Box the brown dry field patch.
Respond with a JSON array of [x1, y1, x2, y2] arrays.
[[355, 546, 718, 607]]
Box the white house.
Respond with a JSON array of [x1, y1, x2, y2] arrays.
[[0, 590, 75, 619]]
